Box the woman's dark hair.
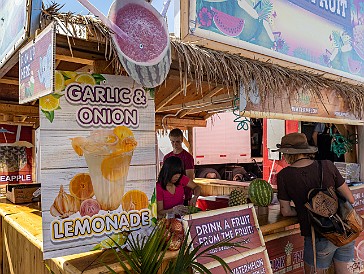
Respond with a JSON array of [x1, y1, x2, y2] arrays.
[[158, 156, 186, 190]]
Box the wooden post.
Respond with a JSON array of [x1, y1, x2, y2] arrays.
[[359, 125, 364, 181], [32, 128, 36, 183], [187, 127, 193, 156]]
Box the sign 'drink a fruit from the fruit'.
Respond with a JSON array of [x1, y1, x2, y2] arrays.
[[108, 0, 171, 88], [248, 179, 273, 207]]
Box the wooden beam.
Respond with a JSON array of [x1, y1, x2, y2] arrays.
[[177, 109, 191, 118], [155, 82, 192, 112], [56, 54, 94, 65], [0, 120, 35, 126], [0, 53, 19, 78], [155, 115, 206, 129], [187, 101, 234, 114], [55, 59, 61, 69], [0, 104, 39, 116], [158, 93, 234, 112], [203, 87, 224, 98], [0, 77, 18, 85]]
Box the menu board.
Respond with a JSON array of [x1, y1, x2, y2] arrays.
[[183, 204, 272, 273]]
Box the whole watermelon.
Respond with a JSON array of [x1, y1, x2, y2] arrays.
[[248, 179, 273, 207]]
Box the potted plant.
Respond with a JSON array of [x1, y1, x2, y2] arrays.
[[102, 220, 248, 274]]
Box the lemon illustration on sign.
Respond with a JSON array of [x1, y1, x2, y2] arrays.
[[113, 126, 134, 140], [39, 95, 60, 112], [75, 73, 96, 85], [55, 70, 65, 92], [122, 190, 149, 211], [62, 71, 78, 86], [91, 232, 127, 250], [71, 137, 87, 156], [69, 173, 94, 200], [101, 152, 132, 182]]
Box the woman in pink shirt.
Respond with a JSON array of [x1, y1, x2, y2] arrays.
[[156, 156, 201, 218]]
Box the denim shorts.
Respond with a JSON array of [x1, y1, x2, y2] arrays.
[[304, 237, 354, 269]]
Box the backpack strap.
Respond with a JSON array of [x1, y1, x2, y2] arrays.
[[317, 160, 323, 188], [311, 226, 318, 274]]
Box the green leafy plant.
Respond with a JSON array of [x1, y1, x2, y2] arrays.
[[102, 223, 171, 274], [103, 221, 248, 274]]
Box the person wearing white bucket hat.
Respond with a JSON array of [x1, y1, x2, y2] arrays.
[[275, 133, 355, 273]]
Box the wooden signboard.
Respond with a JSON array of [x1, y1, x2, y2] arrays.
[[40, 73, 156, 259], [183, 204, 272, 273], [265, 230, 304, 273], [239, 86, 362, 125], [19, 23, 55, 104], [353, 231, 364, 273], [351, 186, 364, 216], [208, 247, 271, 274]]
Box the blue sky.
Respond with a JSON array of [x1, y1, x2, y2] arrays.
[[46, 0, 175, 32]]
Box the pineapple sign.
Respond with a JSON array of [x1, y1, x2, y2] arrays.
[[40, 72, 157, 259]]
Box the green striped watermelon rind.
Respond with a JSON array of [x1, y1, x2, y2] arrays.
[[248, 179, 273, 207]]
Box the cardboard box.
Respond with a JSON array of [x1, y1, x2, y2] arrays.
[[6, 183, 41, 204]]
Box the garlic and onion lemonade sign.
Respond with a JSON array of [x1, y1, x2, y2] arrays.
[[19, 22, 55, 104], [189, 0, 364, 82], [184, 204, 266, 265], [40, 72, 156, 259]]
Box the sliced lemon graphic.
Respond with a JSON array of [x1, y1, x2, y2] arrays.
[[55, 70, 65, 92], [113, 126, 134, 140], [122, 190, 149, 211], [71, 137, 86, 156], [92, 232, 127, 250], [69, 173, 94, 200], [39, 95, 60, 112], [75, 73, 96, 85], [62, 71, 78, 79], [101, 153, 132, 182]]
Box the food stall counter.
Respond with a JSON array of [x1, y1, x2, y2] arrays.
[[0, 196, 301, 274]]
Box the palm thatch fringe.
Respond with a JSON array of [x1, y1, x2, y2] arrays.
[[41, 4, 364, 119], [171, 38, 364, 119]]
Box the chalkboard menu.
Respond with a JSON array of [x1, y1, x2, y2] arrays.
[[183, 204, 272, 273]]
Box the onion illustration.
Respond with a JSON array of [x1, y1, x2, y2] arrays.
[[80, 199, 101, 217]]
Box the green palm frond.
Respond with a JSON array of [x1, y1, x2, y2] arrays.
[[255, 0, 273, 21], [163, 225, 248, 274], [102, 222, 172, 274]]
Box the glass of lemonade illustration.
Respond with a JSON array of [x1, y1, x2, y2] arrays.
[[72, 127, 137, 211]]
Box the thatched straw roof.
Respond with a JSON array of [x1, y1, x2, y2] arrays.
[[42, 4, 364, 121]]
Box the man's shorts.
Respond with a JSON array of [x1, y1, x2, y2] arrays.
[[304, 237, 354, 269]]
